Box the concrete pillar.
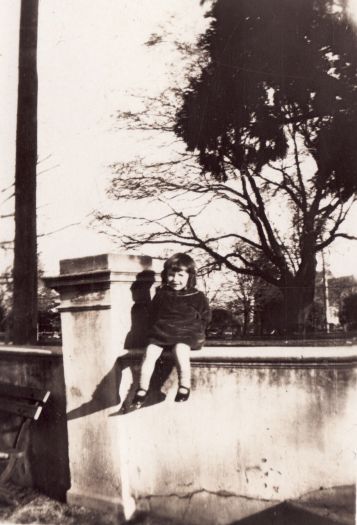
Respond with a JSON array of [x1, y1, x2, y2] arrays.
[[45, 253, 159, 520]]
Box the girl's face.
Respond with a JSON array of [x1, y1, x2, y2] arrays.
[[167, 266, 190, 291]]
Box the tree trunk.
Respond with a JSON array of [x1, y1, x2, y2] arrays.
[[280, 256, 317, 336], [12, 0, 39, 345], [242, 307, 250, 336]]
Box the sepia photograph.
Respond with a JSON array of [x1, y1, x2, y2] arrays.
[[0, 1, 356, 523]]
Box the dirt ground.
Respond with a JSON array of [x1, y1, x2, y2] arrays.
[[0, 493, 181, 525]]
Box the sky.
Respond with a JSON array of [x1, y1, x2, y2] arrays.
[[0, 0, 357, 277]]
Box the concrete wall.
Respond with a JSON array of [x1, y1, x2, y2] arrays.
[[44, 254, 357, 524], [0, 343, 355, 523], [0, 347, 69, 500], [120, 350, 356, 524]]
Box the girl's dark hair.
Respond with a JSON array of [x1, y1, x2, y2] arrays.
[[161, 253, 197, 289]]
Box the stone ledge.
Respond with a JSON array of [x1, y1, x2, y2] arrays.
[[2, 344, 356, 364], [125, 345, 357, 365], [0, 344, 62, 357]]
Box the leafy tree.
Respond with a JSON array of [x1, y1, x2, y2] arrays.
[[340, 293, 357, 329], [0, 263, 60, 344], [208, 308, 234, 336], [12, 0, 39, 344], [307, 300, 326, 332], [99, 0, 357, 334], [0, 270, 14, 342], [175, 0, 357, 332]]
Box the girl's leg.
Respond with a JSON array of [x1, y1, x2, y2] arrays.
[[172, 343, 191, 390], [139, 343, 163, 391]]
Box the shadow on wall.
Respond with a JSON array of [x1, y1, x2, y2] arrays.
[[230, 502, 332, 525], [66, 353, 175, 420], [125, 270, 156, 349], [66, 269, 175, 419], [229, 485, 356, 525]]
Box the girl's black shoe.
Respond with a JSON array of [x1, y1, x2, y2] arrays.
[[175, 386, 190, 402], [132, 389, 148, 408]]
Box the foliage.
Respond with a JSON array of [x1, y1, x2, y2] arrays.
[[0, 266, 60, 341], [175, 0, 357, 275], [0, 271, 13, 336], [37, 280, 60, 334], [252, 281, 284, 335], [178, 0, 357, 189], [307, 300, 326, 332], [208, 308, 236, 336], [340, 293, 357, 328]]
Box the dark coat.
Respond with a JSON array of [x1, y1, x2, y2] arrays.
[[147, 285, 211, 350]]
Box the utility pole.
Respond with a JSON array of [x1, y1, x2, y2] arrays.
[[12, 0, 39, 344]]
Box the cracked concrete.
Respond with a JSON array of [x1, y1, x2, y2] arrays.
[[139, 488, 275, 501], [134, 485, 355, 525], [123, 361, 356, 524], [136, 489, 278, 525]]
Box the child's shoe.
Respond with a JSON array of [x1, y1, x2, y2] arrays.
[[132, 389, 148, 409], [175, 386, 190, 402]]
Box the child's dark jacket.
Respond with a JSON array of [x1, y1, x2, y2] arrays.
[[147, 285, 211, 350]]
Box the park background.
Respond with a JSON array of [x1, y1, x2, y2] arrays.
[[1, 0, 357, 339], [0, 0, 356, 272]]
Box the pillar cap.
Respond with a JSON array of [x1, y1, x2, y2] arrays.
[[44, 253, 161, 291], [59, 253, 159, 275]]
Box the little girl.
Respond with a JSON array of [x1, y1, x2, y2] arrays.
[[132, 253, 211, 407]]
